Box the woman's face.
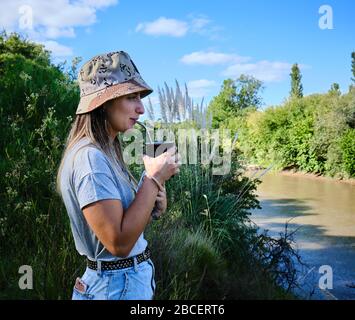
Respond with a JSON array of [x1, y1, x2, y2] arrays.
[[105, 91, 145, 137]]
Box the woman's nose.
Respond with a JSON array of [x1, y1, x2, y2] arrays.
[[136, 100, 145, 114]]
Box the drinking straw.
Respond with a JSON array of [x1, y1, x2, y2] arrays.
[[136, 120, 153, 143]]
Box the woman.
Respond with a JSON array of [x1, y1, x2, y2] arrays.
[[56, 51, 180, 300]]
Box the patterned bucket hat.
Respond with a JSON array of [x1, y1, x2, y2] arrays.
[[76, 51, 153, 114]]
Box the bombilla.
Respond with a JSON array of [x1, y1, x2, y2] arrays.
[[136, 120, 153, 143]]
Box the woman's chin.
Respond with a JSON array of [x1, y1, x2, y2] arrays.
[[124, 124, 134, 131]]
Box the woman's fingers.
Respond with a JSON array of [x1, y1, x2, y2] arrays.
[[166, 145, 176, 156], [155, 191, 166, 202]]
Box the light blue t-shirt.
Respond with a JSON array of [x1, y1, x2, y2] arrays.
[[59, 136, 148, 261]]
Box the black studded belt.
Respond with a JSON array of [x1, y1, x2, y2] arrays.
[[87, 246, 151, 271]]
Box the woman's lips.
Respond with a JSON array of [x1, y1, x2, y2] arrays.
[[130, 118, 138, 124]]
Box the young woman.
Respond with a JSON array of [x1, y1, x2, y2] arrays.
[[56, 51, 180, 300]]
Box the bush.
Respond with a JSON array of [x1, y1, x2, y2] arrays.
[[0, 32, 81, 299], [340, 128, 355, 177]]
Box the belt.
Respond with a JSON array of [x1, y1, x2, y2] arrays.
[[87, 246, 151, 271]]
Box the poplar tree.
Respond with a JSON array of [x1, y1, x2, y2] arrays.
[[290, 63, 303, 99]]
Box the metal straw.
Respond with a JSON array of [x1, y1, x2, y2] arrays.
[[136, 120, 153, 143]]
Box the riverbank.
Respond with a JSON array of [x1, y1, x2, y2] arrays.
[[246, 165, 355, 186], [279, 169, 355, 186]]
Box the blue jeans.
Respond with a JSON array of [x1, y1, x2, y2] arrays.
[[72, 257, 156, 300]]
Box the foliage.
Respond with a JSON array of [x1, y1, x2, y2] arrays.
[[340, 128, 355, 176], [207, 76, 263, 128], [290, 63, 303, 99], [351, 51, 355, 84], [0, 32, 80, 299], [227, 91, 355, 178]]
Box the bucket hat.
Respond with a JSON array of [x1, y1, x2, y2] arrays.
[[76, 51, 153, 114]]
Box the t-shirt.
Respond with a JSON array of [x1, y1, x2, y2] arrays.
[[59, 136, 148, 261]]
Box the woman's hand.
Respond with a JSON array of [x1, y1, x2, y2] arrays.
[[152, 188, 167, 218], [143, 146, 180, 184]]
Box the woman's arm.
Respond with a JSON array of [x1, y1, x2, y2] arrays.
[[82, 175, 159, 257], [81, 147, 179, 258]]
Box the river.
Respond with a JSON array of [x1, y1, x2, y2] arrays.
[[249, 170, 355, 300]]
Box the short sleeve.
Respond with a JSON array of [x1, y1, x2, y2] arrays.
[[72, 147, 122, 210], [75, 172, 122, 210], [136, 170, 146, 190]]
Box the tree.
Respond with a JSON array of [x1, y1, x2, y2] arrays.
[[208, 75, 263, 126], [351, 52, 355, 84], [234, 74, 264, 111], [0, 32, 80, 123], [0, 31, 50, 65], [207, 79, 236, 126], [290, 63, 303, 99], [328, 83, 341, 96]]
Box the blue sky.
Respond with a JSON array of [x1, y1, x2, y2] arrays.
[[1, 0, 354, 117]]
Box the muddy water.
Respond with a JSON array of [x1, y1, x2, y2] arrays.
[[249, 171, 355, 300]]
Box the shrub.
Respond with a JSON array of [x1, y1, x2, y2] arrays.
[[340, 128, 355, 177]]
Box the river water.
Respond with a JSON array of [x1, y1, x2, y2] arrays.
[[249, 170, 355, 300]]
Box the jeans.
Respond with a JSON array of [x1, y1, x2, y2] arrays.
[[72, 257, 156, 300]]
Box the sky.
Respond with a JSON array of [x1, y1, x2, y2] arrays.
[[1, 0, 354, 119]]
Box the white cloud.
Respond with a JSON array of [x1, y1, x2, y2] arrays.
[[76, 0, 118, 9], [41, 40, 73, 57], [187, 14, 225, 40], [0, 0, 117, 33], [135, 15, 223, 39], [222, 60, 295, 82], [190, 17, 211, 32], [181, 49, 310, 84], [44, 26, 76, 38], [181, 51, 250, 65], [136, 17, 189, 37], [0, 0, 118, 58], [187, 79, 217, 98]]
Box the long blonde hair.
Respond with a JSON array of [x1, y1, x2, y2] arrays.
[[56, 99, 138, 197]]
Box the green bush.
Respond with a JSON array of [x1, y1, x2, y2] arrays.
[[340, 129, 355, 177], [0, 33, 81, 299]]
